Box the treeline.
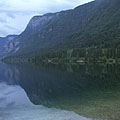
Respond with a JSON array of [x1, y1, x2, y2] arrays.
[[3, 47, 120, 64], [27, 47, 120, 64]]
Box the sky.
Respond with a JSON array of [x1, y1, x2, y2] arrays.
[[0, 0, 93, 37]]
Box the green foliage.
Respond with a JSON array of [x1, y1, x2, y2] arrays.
[[3, 0, 120, 63], [4, 48, 120, 64]]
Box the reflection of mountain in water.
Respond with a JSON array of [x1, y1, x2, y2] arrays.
[[0, 63, 120, 119], [0, 63, 20, 85], [0, 83, 32, 108], [17, 64, 120, 105], [1, 63, 120, 105], [0, 83, 90, 120]]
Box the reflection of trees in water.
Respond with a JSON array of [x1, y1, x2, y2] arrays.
[[0, 63, 120, 120], [1, 63, 120, 104], [20, 63, 120, 120], [5, 67, 20, 84], [0, 63, 20, 85], [11, 63, 120, 106]]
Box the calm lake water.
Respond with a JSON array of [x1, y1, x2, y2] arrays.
[[0, 62, 120, 120]]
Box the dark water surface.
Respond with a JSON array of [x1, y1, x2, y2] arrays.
[[0, 62, 120, 120]]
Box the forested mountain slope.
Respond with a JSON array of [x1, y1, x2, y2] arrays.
[[3, 0, 120, 58]]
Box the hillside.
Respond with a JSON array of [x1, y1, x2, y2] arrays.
[[5, 0, 99, 55], [2, 0, 120, 59], [62, 0, 120, 49]]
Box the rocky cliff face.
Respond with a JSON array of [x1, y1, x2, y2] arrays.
[[27, 13, 55, 30], [0, 35, 18, 58]]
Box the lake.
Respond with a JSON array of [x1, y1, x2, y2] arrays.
[[0, 62, 120, 120]]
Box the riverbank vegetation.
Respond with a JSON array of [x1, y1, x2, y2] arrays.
[[3, 47, 120, 64]]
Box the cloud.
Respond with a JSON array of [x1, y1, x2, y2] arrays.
[[0, 18, 7, 23], [0, 0, 93, 37]]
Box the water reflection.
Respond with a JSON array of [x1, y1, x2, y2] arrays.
[[0, 63, 20, 85], [0, 83, 32, 108], [17, 64, 120, 105], [0, 62, 120, 120], [0, 83, 90, 120]]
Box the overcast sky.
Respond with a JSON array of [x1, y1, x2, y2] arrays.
[[0, 0, 93, 37]]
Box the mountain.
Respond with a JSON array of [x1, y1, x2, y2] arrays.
[[62, 0, 120, 48], [3, 0, 120, 58], [0, 35, 18, 57]]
